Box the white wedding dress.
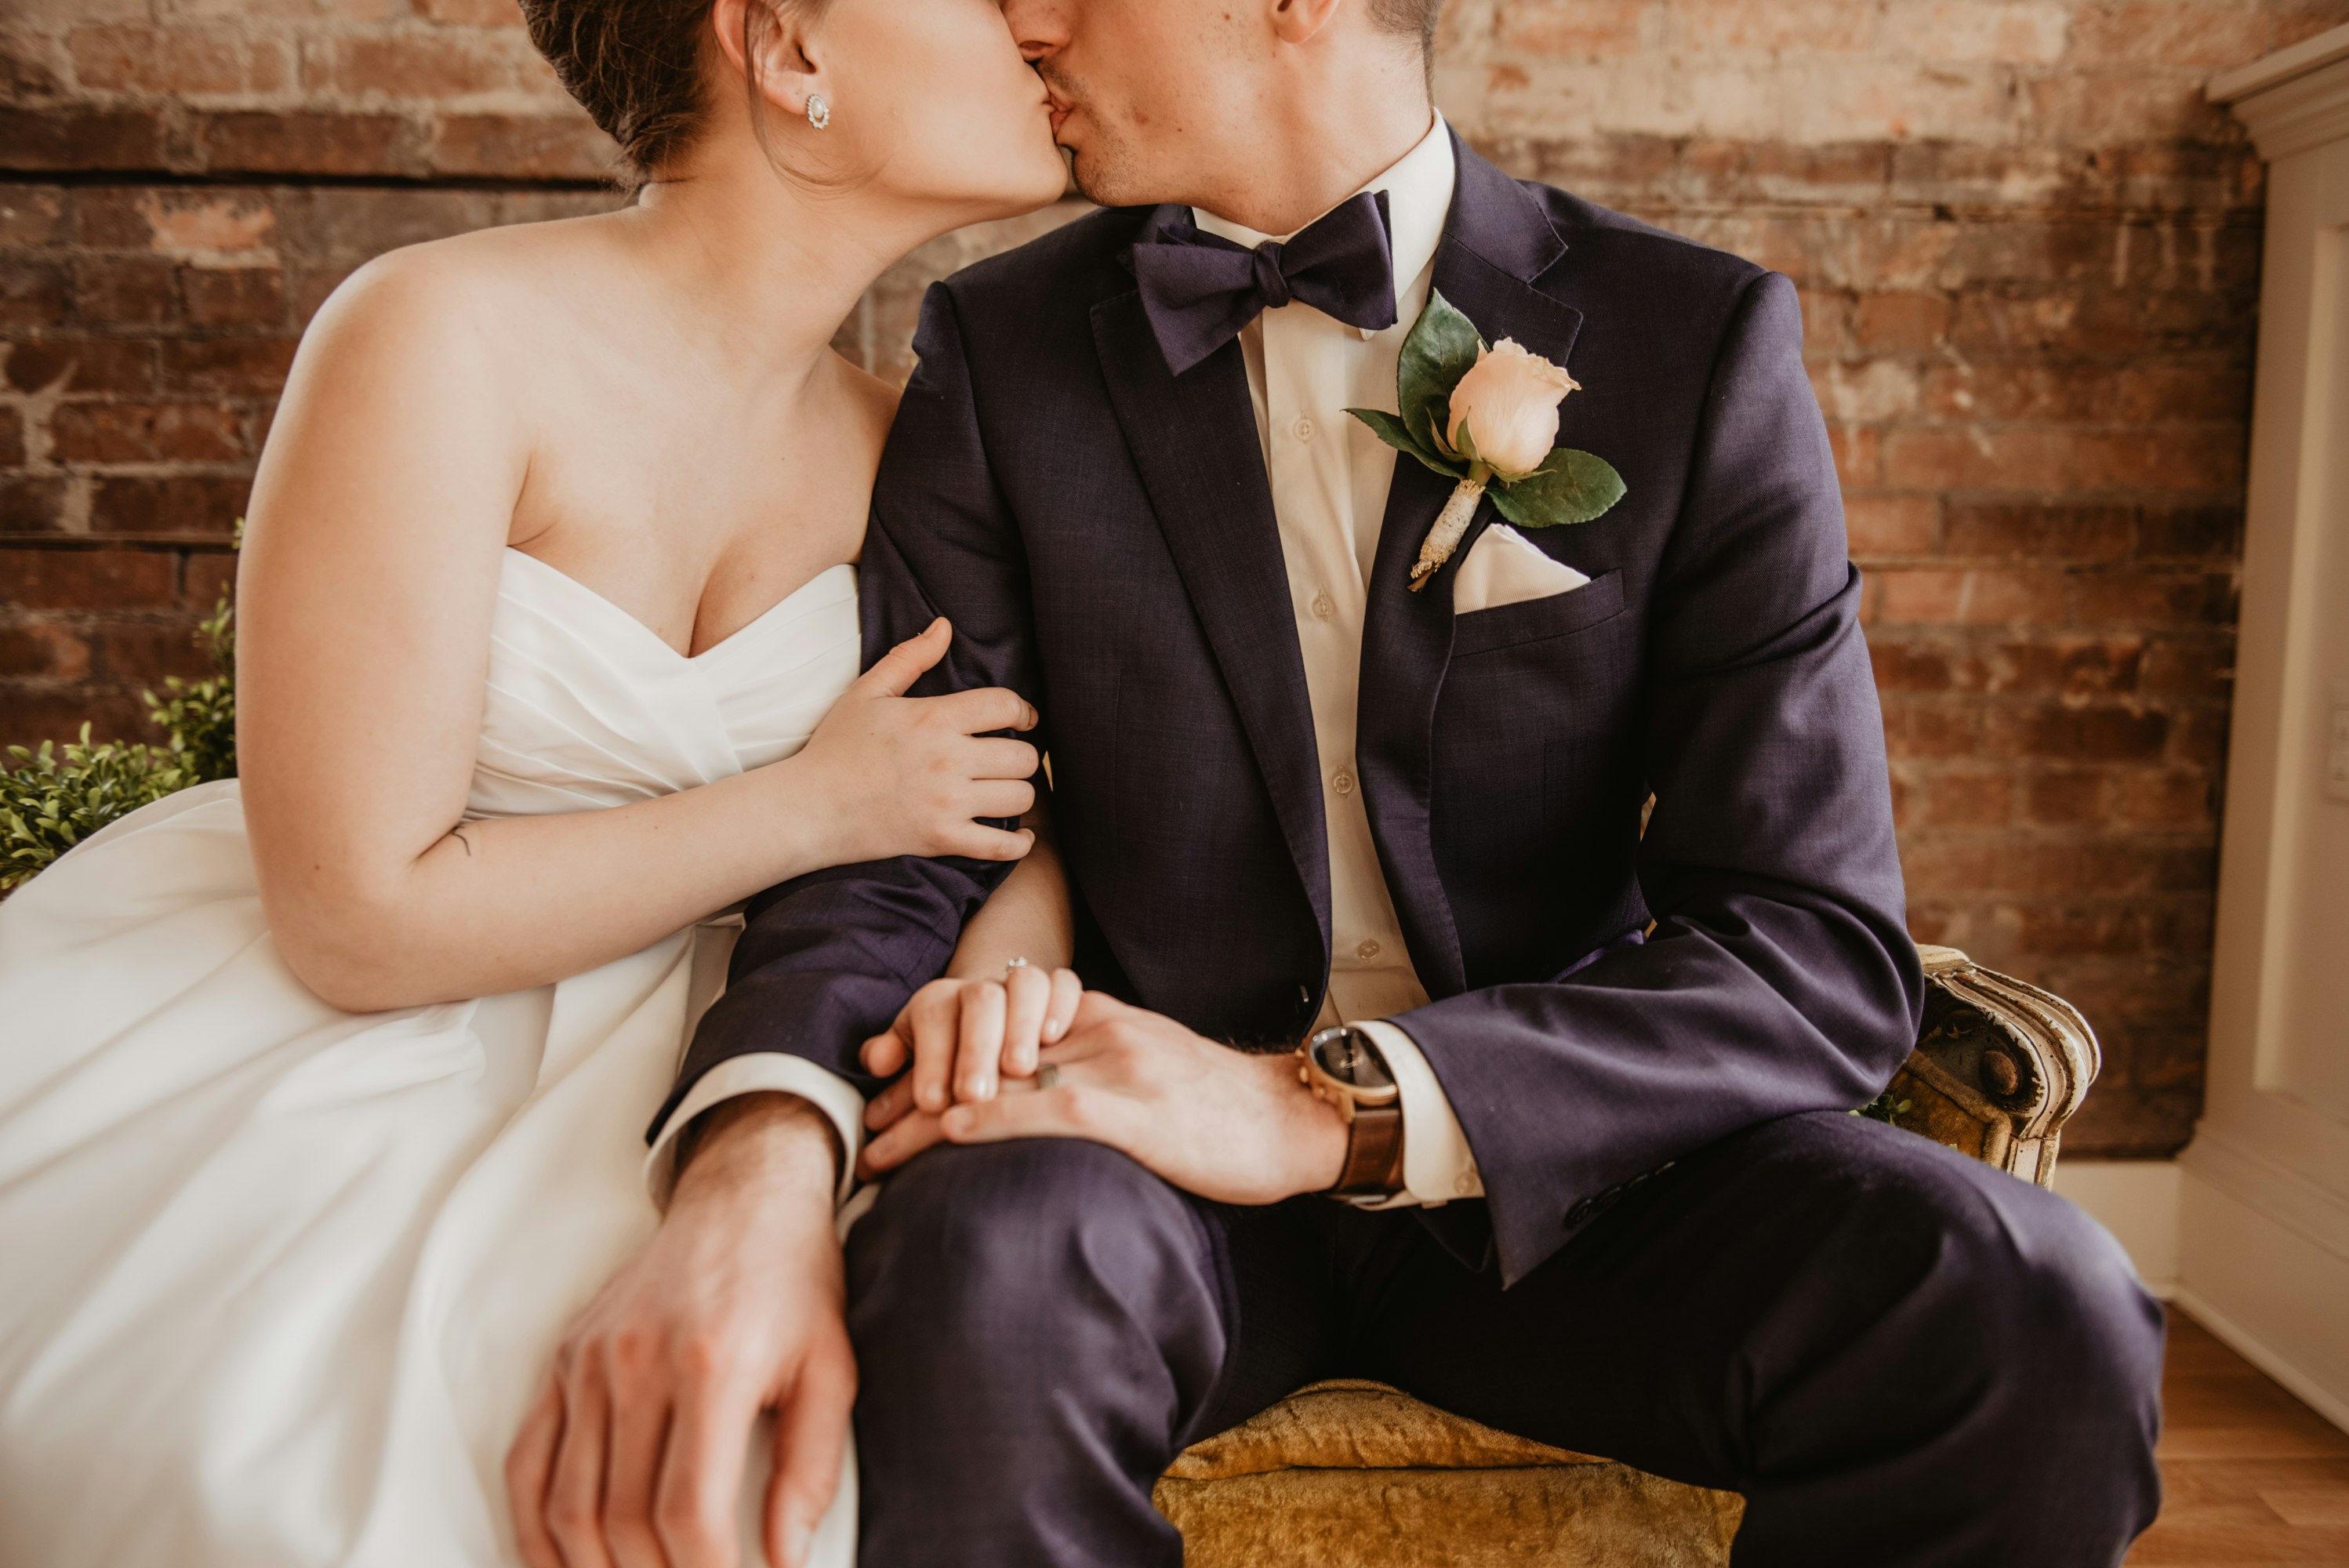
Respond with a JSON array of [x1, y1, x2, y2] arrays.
[[0, 548, 862, 1568]]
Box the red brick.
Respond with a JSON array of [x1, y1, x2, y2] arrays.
[[1943, 503, 2132, 561], [0, 187, 68, 247], [0, 547, 177, 610], [0, 476, 70, 532], [1920, 363, 2116, 423], [67, 25, 286, 95], [1882, 426, 2073, 491], [47, 402, 249, 464], [183, 550, 238, 606], [3, 338, 156, 396], [194, 112, 411, 177], [2112, 769, 2209, 825], [416, 0, 527, 20], [1845, 493, 1938, 555], [2075, 427, 2244, 493], [1497, 0, 1650, 57], [0, 408, 21, 467], [326, 34, 511, 98], [136, 190, 281, 257], [1870, 641, 1955, 692], [2137, 638, 2232, 699], [161, 336, 299, 396], [2071, 570, 2235, 626], [1881, 702, 1980, 759], [1991, 703, 2170, 762], [90, 477, 251, 536], [0, 622, 91, 681], [1873, 567, 2068, 624], [92, 622, 214, 682], [1920, 769, 2014, 827], [0, 107, 166, 172], [2136, 506, 2239, 559], [1852, 292, 1949, 351], [2027, 767, 2108, 825], [1, 263, 70, 329], [428, 114, 618, 180], [183, 266, 287, 328], [71, 256, 179, 328], [2067, 2, 2275, 67], [0, 688, 153, 750], [1828, 424, 1880, 487]]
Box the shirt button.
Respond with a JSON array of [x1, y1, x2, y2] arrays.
[[1293, 416, 1316, 443], [1312, 592, 1335, 620], [1331, 769, 1355, 796], [1356, 938, 1381, 960]]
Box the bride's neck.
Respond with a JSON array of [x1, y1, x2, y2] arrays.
[[616, 140, 929, 387]]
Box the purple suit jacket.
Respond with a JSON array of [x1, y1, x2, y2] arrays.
[[658, 135, 1925, 1285]]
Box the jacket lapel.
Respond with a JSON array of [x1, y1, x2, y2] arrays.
[[1357, 139, 1587, 1000], [1090, 283, 1334, 962]]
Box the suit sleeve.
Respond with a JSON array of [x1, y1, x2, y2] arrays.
[[1392, 270, 1925, 1285], [647, 283, 1041, 1155]]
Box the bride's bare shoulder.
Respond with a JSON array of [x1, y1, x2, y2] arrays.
[[296, 212, 628, 374]]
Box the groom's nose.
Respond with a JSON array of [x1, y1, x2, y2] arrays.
[[1001, 0, 1069, 61]]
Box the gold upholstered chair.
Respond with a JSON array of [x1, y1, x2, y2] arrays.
[[1154, 942, 2101, 1566]]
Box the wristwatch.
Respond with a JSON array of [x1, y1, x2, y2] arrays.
[[1296, 1024, 1406, 1198]]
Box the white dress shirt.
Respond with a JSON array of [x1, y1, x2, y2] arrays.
[[1190, 114, 1483, 1208], [648, 115, 1484, 1210]]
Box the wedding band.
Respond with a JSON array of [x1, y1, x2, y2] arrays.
[[1001, 957, 1030, 982], [1037, 1064, 1062, 1091]]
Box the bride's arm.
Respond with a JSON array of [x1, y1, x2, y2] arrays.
[[237, 255, 1036, 1014], [942, 805, 1074, 980]]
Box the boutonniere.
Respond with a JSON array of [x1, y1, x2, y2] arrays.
[[1347, 290, 1626, 591]]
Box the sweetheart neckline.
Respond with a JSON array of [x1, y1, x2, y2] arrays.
[[501, 548, 855, 665]]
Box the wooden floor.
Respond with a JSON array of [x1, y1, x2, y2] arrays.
[[2126, 1311, 2349, 1565]]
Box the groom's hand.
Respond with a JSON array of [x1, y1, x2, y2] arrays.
[[506, 1094, 852, 1568], [862, 993, 1349, 1204]]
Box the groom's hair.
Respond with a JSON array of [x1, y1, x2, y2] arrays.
[[1367, 0, 1444, 58]]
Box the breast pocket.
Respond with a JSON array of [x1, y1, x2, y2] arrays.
[[1450, 569, 1628, 659]]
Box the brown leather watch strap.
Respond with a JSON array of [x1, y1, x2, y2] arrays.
[[1329, 1101, 1406, 1197]]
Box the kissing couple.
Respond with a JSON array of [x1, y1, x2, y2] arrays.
[[0, 0, 2166, 1564]]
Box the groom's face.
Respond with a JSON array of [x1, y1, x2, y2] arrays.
[[1001, 0, 1265, 209]]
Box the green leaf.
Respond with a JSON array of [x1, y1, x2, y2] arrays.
[[1346, 406, 1464, 480], [1396, 289, 1484, 459], [1489, 448, 1628, 530]]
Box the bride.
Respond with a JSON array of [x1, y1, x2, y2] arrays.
[[0, 0, 1076, 1563]]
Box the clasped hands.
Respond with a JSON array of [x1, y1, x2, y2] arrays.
[[856, 964, 1349, 1207]]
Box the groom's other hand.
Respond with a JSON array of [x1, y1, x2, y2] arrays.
[[866, 993, 1351, 1204], [507, 1094, 852, 1568]]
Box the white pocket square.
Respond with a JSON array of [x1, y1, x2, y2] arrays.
[[1451, 523, 1591, 615]]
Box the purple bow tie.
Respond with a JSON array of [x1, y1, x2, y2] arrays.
[[1131, 190, 1399, 376]]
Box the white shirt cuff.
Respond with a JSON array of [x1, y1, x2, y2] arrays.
[[1352, 1018, 1483, 1208], [644, 1053, 866, 1211]]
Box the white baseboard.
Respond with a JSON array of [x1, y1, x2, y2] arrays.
[[2054, 1152, 2349, 1433], [2053, 1160, 2182, 1297]]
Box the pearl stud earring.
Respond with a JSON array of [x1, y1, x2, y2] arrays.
[[806, 93, 831, 130]]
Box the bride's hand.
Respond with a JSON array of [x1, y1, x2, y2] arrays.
[[790, 618, 1041, 866], [855, 962, 1084, 1172], [859, 961, 1084, 1106]]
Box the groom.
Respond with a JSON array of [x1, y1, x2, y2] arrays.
[[528, 0, 2165, 1563]]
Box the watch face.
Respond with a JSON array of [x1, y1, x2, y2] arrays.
[[1312, 1028, 1394, 1091]]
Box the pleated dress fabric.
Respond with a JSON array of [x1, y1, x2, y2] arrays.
[[0, 550, 862, 1568]]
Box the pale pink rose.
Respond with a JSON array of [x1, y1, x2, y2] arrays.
[[1444, 338, 1581, 480]]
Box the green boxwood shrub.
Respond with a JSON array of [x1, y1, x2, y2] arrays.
[[2, 537, 238, 895]]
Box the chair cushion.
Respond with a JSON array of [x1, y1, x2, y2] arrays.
[[1156, 1381, 1743, 1566]]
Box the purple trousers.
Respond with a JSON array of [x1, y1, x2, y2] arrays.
[[844, 1109, 2162, 1566]]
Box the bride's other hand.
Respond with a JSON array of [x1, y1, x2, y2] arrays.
[[507, 1094, 849, 1568], [858, 961, 1082, 1114], [789, 617, 1040, 866]]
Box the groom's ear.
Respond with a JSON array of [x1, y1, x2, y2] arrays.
[[1269, 0, 1349, 45], [710, 0, 822, 122]]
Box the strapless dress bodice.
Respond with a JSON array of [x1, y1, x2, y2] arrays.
[[469, 550, 860, 820]]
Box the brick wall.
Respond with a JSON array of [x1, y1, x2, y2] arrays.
[[6, 0, 2344, 1154]]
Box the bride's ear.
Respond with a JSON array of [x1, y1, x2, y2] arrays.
[[710, 0, 826, 125]]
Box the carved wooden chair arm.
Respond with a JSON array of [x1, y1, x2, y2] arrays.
[[1889, 943, 2101, 1187]]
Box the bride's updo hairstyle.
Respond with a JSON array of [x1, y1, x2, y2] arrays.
[[517, 0, 811, 186]]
